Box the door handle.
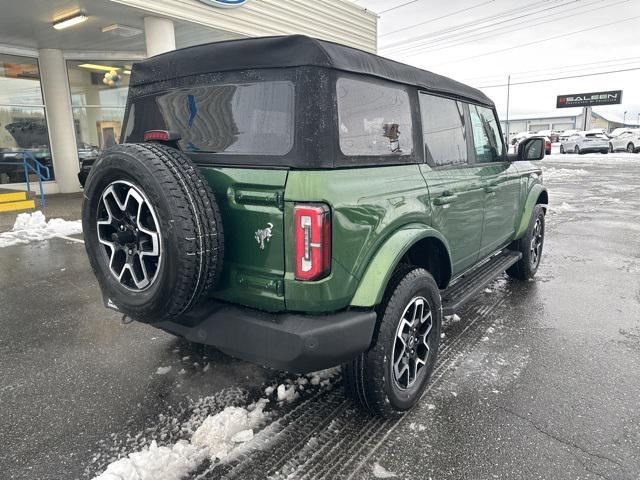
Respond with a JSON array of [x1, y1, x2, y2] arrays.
[[433, 192, 458, 205]]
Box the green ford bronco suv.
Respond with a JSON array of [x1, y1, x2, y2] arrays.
[[81, 35, 547, 417]]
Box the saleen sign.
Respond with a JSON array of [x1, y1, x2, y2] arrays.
[[556, 90, 622, 108]]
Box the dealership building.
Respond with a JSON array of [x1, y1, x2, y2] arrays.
[[501, 109, 640, 137], [0, 0, 376, 194]]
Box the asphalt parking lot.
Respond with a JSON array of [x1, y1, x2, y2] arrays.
[[1, 153, 639, 480]]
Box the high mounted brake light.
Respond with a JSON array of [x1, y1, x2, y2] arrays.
[[294, 203, 331, 281], [143, 130, 180, 142]]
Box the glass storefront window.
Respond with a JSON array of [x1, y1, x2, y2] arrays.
[[0, 54, 53, 184], [67, 60, 131, 163]]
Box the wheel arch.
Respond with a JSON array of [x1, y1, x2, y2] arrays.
[[350, 225, 452, 308], [515, 183, 548, 239]]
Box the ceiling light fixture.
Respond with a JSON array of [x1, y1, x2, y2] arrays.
[[53, 13, 88, 30], [78, 63, 120, 72]]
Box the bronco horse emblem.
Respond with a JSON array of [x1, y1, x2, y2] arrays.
[[255, 222, 274, 250]]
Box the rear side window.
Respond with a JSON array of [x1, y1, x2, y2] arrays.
[[469, 104, 505, 163], [337, 77, 413, 157], [419, 93, 468, 166], [153, 80, 294, 155]]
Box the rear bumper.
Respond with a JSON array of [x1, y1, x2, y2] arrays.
[[155, 300, 377, 373]]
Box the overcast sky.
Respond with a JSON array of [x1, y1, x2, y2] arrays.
[[356, 0, 640, 124]]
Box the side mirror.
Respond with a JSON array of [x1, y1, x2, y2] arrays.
[[509, 136, 545, 161]]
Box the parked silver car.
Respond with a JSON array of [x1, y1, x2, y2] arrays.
[[608, 129, 640, 153], [560, 132, 609, 154]]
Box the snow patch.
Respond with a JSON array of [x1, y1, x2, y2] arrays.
[[156, 366, 172, 375], [0, 211, 82, 248], [93, 399, 268, 480], [550, 202, 577, 215], [191, 399, 268, 460], [542, 167, 589, 180], [93, 441, 204, 480], [276, 383, 299, 404], [444, 314, 461, 322], [372, 462, 397, 478]]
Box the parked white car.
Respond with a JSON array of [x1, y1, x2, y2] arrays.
[[608, 129, 640, 153], [559, 129, 580, 142], [560, 132, 609, 154]]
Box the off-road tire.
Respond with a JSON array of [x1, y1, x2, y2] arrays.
[[628, 143, 635, 153], [575, 145, 581, 155], [82, 143, 224, 323], [343, 267, 441, 418], [609, 143, 614, 153], [507, 204, 545, 280], [560, 145, 565, 154]]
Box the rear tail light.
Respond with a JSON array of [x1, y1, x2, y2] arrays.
[[294, 203, 331, 281], [143, 130, 180, 142]]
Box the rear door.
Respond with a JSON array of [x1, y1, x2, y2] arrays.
[[467, 104, 522, 258], [418, 93, 485, 276]]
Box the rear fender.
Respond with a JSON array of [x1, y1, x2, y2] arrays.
[[350, 225, 452, 308]]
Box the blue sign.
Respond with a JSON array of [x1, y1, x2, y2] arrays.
[[197, 0, 248, 7]]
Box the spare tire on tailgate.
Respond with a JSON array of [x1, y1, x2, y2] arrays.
[[82, 143, 224, 323]]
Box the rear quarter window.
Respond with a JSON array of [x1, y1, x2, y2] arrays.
[[337, 77, 413, 157]]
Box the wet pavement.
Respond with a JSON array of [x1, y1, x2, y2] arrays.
[[1, 154, 639, 479]]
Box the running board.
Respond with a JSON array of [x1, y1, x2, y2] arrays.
[[441, 250, 522, 316]]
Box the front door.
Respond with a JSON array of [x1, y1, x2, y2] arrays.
[[467, 104, 521, 258], [418, 93, 485, 276]]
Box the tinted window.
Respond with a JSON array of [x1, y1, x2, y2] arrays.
[[469, 105, 505, 162], [419, 93, 468, 166], [153, 80, 294, 155], [337, 77, 413, 156]]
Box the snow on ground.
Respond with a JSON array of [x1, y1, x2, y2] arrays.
[[544, 152, 640, 164], [549, 202, 577, 215], [372, 462, 397, 478], [0, 211, 82, 248], [91, 369, 341, 480], [541, 166, 589, 180]]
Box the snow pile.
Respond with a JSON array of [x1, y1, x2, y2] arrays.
[[0, 211, 82, 248], [372, 462, 397, 478], [91, 369, 342, 480], [94, 441, 204, 480], [191, 399, 268, 460], [94, 399, 269, 480], [541, 167, 589, 180]]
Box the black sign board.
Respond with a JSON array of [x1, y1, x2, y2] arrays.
[[557, 90, 622, 108]]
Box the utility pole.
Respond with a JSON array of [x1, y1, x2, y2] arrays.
[[623, 110, 627, 127], [505, 74, 511, 142]]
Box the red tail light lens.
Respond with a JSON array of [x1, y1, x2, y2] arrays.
[[143, 130, 180, 142], [294, 203, 331, 281]]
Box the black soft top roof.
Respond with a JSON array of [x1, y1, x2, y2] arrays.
[[130, 35, 493, 107]]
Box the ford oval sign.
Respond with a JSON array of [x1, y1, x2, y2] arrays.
[[198, 0, 248, 7]]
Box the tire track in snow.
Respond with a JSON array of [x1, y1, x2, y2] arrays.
[[197, 296, 505, 480]]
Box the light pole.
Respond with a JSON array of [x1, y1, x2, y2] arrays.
[[623, 110, 627, 127], [637, 112, 639, 127], [505, 74, 511, 143]]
